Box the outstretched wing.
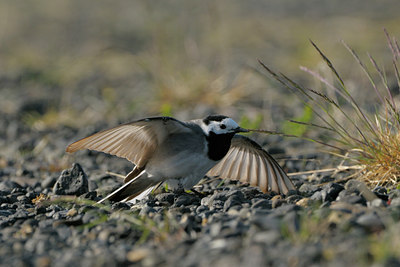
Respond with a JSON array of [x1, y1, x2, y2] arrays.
[[207, 135, 295, 194], [66, 117, 192, 168]]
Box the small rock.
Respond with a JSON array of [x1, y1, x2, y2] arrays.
[[12, 209, 30, 219], [296, 197, 312, 207], [323, 183, 344, 200], [337, 190, 367, 205], [41, 176, 57, 188], [286, 195, 303, 204], [210, 200, 225, 210], [35, 256, 52, 267], [356, 212, 385, 231], [139, 205, 157, 216], [250, 214, 281, 231], [66, 208, 77, 217], [274, 204, 302, 215], [0, 180, 22, 191], [283, 211, 300, 233], [271, 195, 282, 201], [388, 189, 400, 200], [251, 199, 271, 210], [271, 198, 286, 209], [0, 209, 13, 216], [252, 231, 281, 244], [345, 180, 376, 202], [127, 248, 150, 263], [298, 184, 320, 195], [82, 191, 97, 200], [155, 193, 175, 205], [53, 163, 89, 196], [223, 195, 242, 212], [240, 187, 263, 199], [390, 197, 400, 207], [368, 198, 386, 208], [174, 194, 198, 207], [111, 202, 131, 210], [310, 191, 324, 202], [195, 205, 209, 214], [34, 206, 47, 215]]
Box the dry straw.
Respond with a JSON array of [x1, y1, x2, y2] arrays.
[[258, 30, 400, 189]]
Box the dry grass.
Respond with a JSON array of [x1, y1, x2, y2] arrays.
[[360, 131, 400, 187], [260, 30, 400, 189]]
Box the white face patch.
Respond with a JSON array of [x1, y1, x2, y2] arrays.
[[201, 117, 240, 135]]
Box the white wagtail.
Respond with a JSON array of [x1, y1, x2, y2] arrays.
[[66, 115, 295, 203]]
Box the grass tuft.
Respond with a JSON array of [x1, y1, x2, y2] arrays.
[[259, 31, 400, 189]]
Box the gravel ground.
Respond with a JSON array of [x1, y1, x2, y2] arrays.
[[1, 110, 400, 267]]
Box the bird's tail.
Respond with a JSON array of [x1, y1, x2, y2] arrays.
[[97, 170, 157, 203]]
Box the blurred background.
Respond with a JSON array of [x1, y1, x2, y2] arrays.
[[1, 0, 400, 169]]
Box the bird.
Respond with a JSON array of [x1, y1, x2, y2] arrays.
[[66, 115, 295, 203]]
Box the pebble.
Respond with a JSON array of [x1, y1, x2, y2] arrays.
[[356, 212, 385, 231], [53, 164, 89, 196], [0, 129, 397, 267], [251, 199, 272, 210]]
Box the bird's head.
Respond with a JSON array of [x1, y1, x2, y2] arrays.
[[200, 115, 249, 136]]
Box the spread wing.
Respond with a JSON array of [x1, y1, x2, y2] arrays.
[[207, 135, 295, 194], [66, 117, 192, 168]]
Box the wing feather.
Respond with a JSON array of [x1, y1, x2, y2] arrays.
[[66, 117, 192, 168], [257, 157, 268, 191], [207, 135, 295, 194], [225, 148, 240, 178]]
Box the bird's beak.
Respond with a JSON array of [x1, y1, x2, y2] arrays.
[[235, 127, 249, 133]]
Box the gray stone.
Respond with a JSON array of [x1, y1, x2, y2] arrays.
[[111, 202, 131, 210], [155, 193, 175, 205], [298, 184, 320, 194], [368, 198, 386, 208], [41, 176, 57, 188], [323, 183, 344, 200], [310, 191, 323, 202], [345, 180, 377, 202], [389, 189, 400, 199], [226, 189, 246, 201], [390, 197, 400, 207], [345, 195, 366, 205], [286, 194, 303, 204], [173, 194, 198, 207], [53, 163, 89, 196], [250, 214, 281, 231], [283, 211, 300, 233], [274, 204, 301, 215], [223, 195, 242, 212], [251, 199, 272, 210], [240, 187, 264, 199], [356, 212, 385, 231], [0, 210, 13, 217], [337, 190, 366, 205], [252, 231, 281, 244], [0, 181, 22, 191]]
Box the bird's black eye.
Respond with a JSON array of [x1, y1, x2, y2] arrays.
[[220, 124, 226, 129]]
